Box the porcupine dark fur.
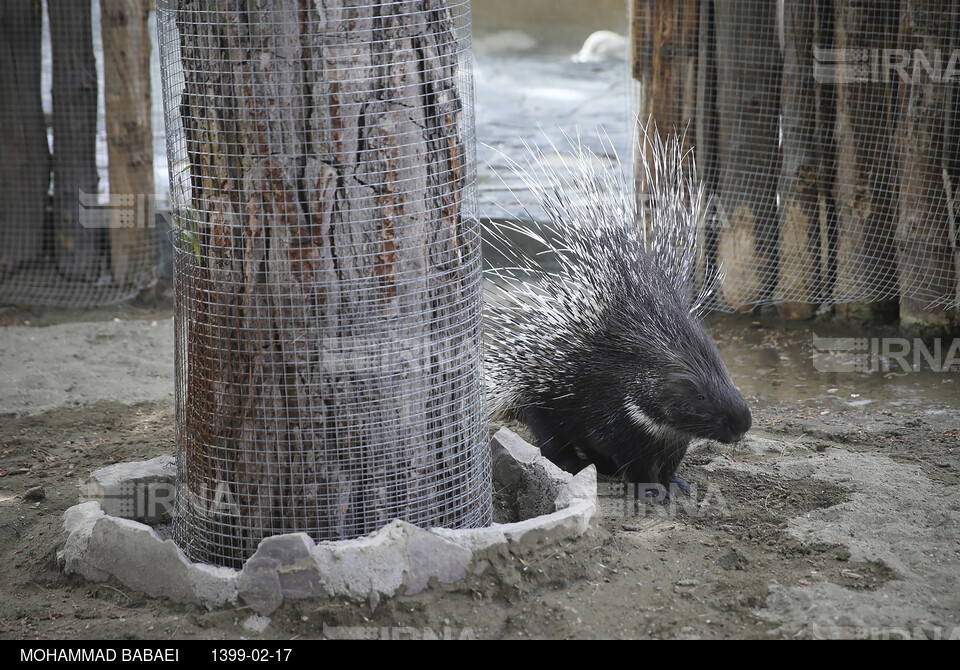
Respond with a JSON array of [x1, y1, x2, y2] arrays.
[[483, 131, 752, 498]]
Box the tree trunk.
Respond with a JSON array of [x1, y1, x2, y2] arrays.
[[169, 0, 486, 566], [713, 0, 782, 311], [895, 0, 957, 335], [102, 0, 157, 289], [49, 0, 104, 282], [833, 0, 899, 323], [776, 0, 824, 319], [0, 0, 49, 279]]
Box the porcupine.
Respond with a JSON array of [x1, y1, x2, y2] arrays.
[[483, 130, 752, 498]]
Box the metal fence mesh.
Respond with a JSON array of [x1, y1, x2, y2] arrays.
[[631, 0, 960, 325], [0, 0, 158, 308], [158, 0, 490, 568]]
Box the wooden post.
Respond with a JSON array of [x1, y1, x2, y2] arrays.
[[832, 0, 899, 323], [631, 0, 700, 148], [949, 8, 960, 326], [0, 0, 48, 279], [696, 0, 719, 293], [816, 0, 839, 315], [895, 0, 957, 335], [102, 0, 157, 289], [49, 0, 104, 283], [631, 1, 702, 289], [713, 0, 782, 311], [775, 0, 824, 319]]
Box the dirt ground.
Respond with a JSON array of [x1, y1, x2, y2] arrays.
[[1, 286, 959, 641]]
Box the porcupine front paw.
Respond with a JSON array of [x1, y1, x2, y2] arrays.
[[666, 475, 691, 494]]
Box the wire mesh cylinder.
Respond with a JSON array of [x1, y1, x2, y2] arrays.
[[158, 0, 490, 568]]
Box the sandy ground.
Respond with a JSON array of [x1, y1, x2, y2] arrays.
[[1, 286, 958, 641]]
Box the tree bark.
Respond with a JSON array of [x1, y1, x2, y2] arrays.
[[103, 0, 157, 289], [713, 0, 782, 311], [49, 0, 104, 282], [0, 0, 49, 279], [832, 0, 899, 323], [895, 0, 957, 335], [170, 0, 486, 566]]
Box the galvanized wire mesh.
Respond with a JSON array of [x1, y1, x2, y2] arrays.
[[631, 0, 960, 325], [0, 0, 158, 308], [158, 0, 490, 567]]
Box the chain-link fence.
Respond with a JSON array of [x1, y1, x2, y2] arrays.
[[158, 0, 490, 567], [0, 0, 158, 308], [631, 0, 960, 329]]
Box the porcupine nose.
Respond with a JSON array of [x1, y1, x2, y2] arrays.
[[709, 388, 752, 443], [726, 399, 752, 442]]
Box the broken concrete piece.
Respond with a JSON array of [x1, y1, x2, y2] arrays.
[[239, 533, 329, 615], [84, 516, 199, 604], [57, 501, 110, 582], [80, 454, 176, 525], [491, 426, 573, 519], [402, 522, 474, 595]]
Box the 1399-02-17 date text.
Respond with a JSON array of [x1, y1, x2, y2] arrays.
[[212, 648, 293, 662]]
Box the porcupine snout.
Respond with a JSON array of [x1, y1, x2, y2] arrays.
[[654, 322, 752, 446], [699, 388, 753, 444], [709, 385, 752, 444]]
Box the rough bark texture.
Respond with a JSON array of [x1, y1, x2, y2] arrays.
[[713, 0, 782, 311], [170, 0, 486, 567], [895, 0, 957, 335], [0, 0, 49, 279], [103, 0, 157, 289], [49, 0, 104, 282], [776, 0, 824, 319], [833, 0, 899, 323]]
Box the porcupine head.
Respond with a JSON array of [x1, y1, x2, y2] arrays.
[[484, 131, 752, 498]]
